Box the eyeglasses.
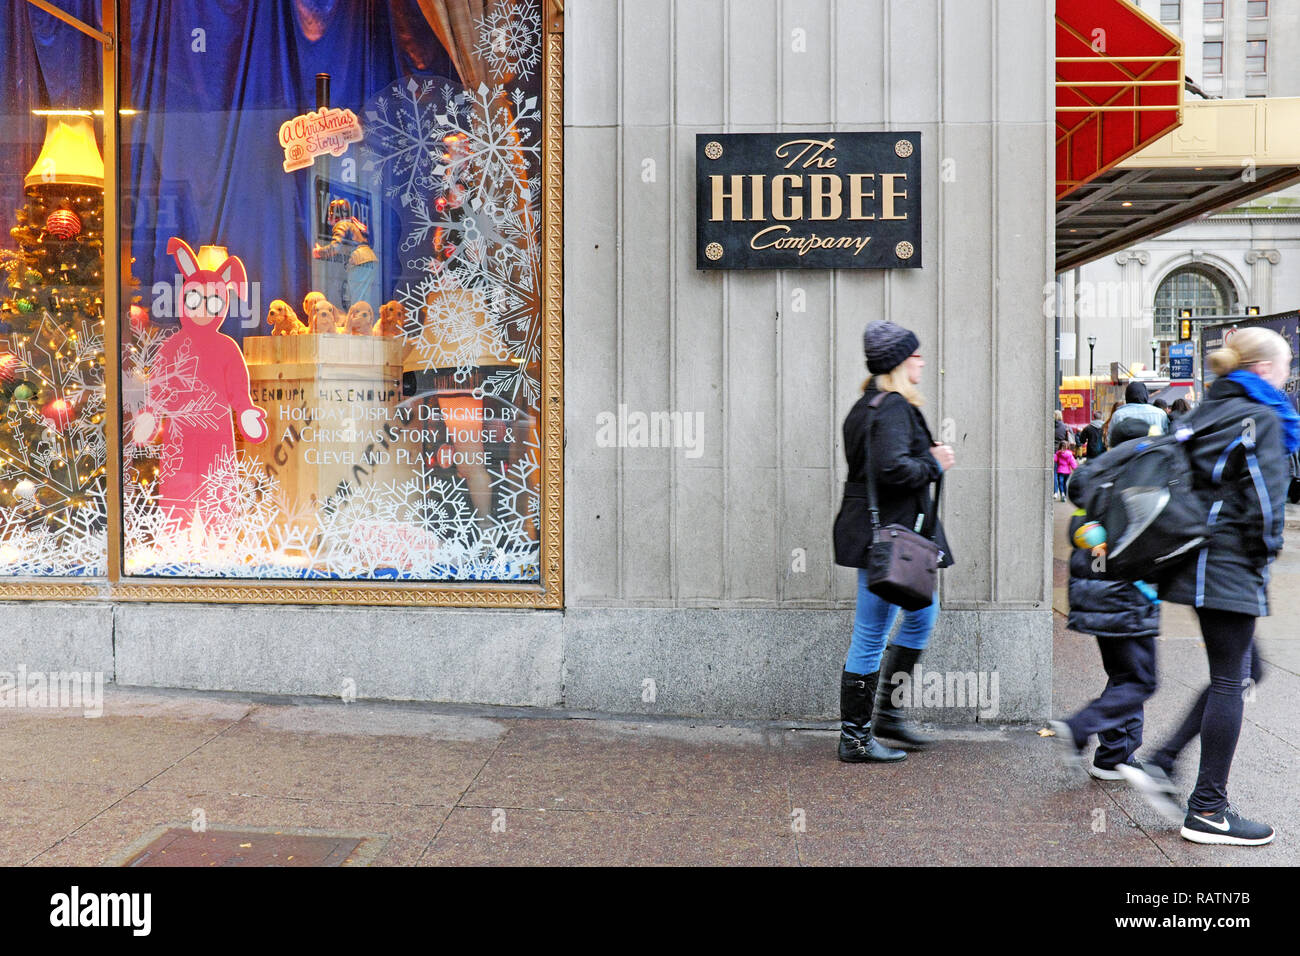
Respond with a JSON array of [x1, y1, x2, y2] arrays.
[[183, 287, 226, 315]]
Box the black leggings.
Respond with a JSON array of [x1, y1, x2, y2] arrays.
[[1152, 641, 1264, 777], [1184, 608, 1257, 815]]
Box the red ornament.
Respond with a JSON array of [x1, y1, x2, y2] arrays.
[[42, 397, 76, 431], [46, 208, 82, 240], [129, 304, 151, 333], [0, 353, 17, 384]]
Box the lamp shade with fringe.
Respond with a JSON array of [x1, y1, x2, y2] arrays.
[[24, 113, 105, 190]]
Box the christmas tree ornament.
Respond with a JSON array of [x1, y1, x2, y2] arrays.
[[14, 478, 36, 500], [42, 397, 75, 431], [0, 353, 16, 383], [46, 207, 83, 240], [12, 383, 33, 401], [129, 304, 150, 333], [15, 298, 34, 313]]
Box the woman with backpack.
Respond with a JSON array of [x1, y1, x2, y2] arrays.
[[1123, 326, 1297, 846], [834, 321, 955, 763]]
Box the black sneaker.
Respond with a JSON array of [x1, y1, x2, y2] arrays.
[[1180, 805, 1275, 846], [1118, 761, 1184, 824]]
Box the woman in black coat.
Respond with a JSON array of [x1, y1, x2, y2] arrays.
[[835, 321, 955, 763], [1124, 326, 1297, 846]]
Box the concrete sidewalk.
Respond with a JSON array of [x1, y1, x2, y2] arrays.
[[0, 501, 1294, 867]]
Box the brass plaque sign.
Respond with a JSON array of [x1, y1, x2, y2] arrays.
[[696, 132, 921, 270]]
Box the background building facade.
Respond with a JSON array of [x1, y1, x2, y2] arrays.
[[1065, 0, 1300, 380]]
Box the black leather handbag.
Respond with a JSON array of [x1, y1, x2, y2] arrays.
[[832, 393, 943, 612]]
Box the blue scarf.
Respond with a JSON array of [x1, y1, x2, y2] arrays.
[[1226, 370, 1300, 454]]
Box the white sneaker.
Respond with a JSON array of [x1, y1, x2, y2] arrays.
[[1047, 720, 1084, 775], [1087, 762, 1126, 781], [1118, 761, 1185, 825]]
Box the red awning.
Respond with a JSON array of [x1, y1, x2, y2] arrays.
[[1056, 0, 1182, 199]]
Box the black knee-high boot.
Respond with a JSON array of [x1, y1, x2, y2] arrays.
[[873, 644, 933, 749], [838, 670, 906, 763]]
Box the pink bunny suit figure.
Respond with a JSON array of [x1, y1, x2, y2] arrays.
[[133, 237, 268, 520]]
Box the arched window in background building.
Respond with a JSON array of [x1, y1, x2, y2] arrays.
[[1153, 264, 1238, 340]]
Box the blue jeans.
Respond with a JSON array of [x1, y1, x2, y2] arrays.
[[845, 569, 939, 675], [1055, 472, 1069, 496]]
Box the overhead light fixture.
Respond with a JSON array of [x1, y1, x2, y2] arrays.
[[24, 113, 104, 189], [1121, 201, 1133, 207], [31, 109, 139, 116]]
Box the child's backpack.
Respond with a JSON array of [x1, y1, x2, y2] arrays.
[[1066, 426, 1209, 580]]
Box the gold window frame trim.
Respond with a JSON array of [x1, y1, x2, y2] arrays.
[[0, 1, 563, 610]]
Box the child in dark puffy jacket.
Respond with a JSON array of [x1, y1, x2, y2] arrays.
[[1049, 503, 1163, 780]]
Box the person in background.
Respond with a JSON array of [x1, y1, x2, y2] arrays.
[[1120, 326, 1296, 846], [1108, 381, 1165, 444], [1053, 439, 1077, 501], [1152, 398, 1170, 419], [1169, 397, 1192, 425], [1054, 409, 1073, 446], [1100, 400, 1123, 449], [1077, 412, 1105, 461]]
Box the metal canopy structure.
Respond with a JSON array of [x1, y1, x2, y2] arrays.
[[1056, 97, 1300, 273]]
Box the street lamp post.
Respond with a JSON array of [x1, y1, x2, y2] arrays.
[[1087, 336, 1097, 416], [1150, 338, 1158, 372]]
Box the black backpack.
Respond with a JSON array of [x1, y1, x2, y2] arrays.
[[1066, 428, 1209, 581]]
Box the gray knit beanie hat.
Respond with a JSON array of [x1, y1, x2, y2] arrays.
[[863, 321, 920, 374]]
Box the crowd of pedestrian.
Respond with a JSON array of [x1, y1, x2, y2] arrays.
[[836, 320, 1297, 849]]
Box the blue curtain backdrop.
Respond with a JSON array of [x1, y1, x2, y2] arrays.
[[2, 0, 456, 340]]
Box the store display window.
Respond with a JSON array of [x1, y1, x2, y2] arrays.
[[0, 0, 560, 601]]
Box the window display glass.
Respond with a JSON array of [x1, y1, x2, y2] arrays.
[[0, 3, 108, 576], [117, 0, 545, 581]]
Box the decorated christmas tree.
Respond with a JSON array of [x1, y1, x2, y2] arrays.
[[0, 114, 108, 572]]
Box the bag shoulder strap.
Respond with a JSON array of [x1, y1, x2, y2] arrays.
[[863, 392, 943, 539]]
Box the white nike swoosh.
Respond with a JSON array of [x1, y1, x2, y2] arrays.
[[1196, 815, 1231, 831]]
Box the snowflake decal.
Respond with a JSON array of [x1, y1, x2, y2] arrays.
[[0, 313, 107, 575], [361, 77, 457, 208], [474, 1, 544, 81], [123, 455, 539, 581]]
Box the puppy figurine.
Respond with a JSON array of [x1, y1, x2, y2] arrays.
[[310, 300, 341, 334], [344, 301, 374, 335], [302, 291, 325, 327], [374, 300, 406, 337], [267, 299, 306, 336]]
